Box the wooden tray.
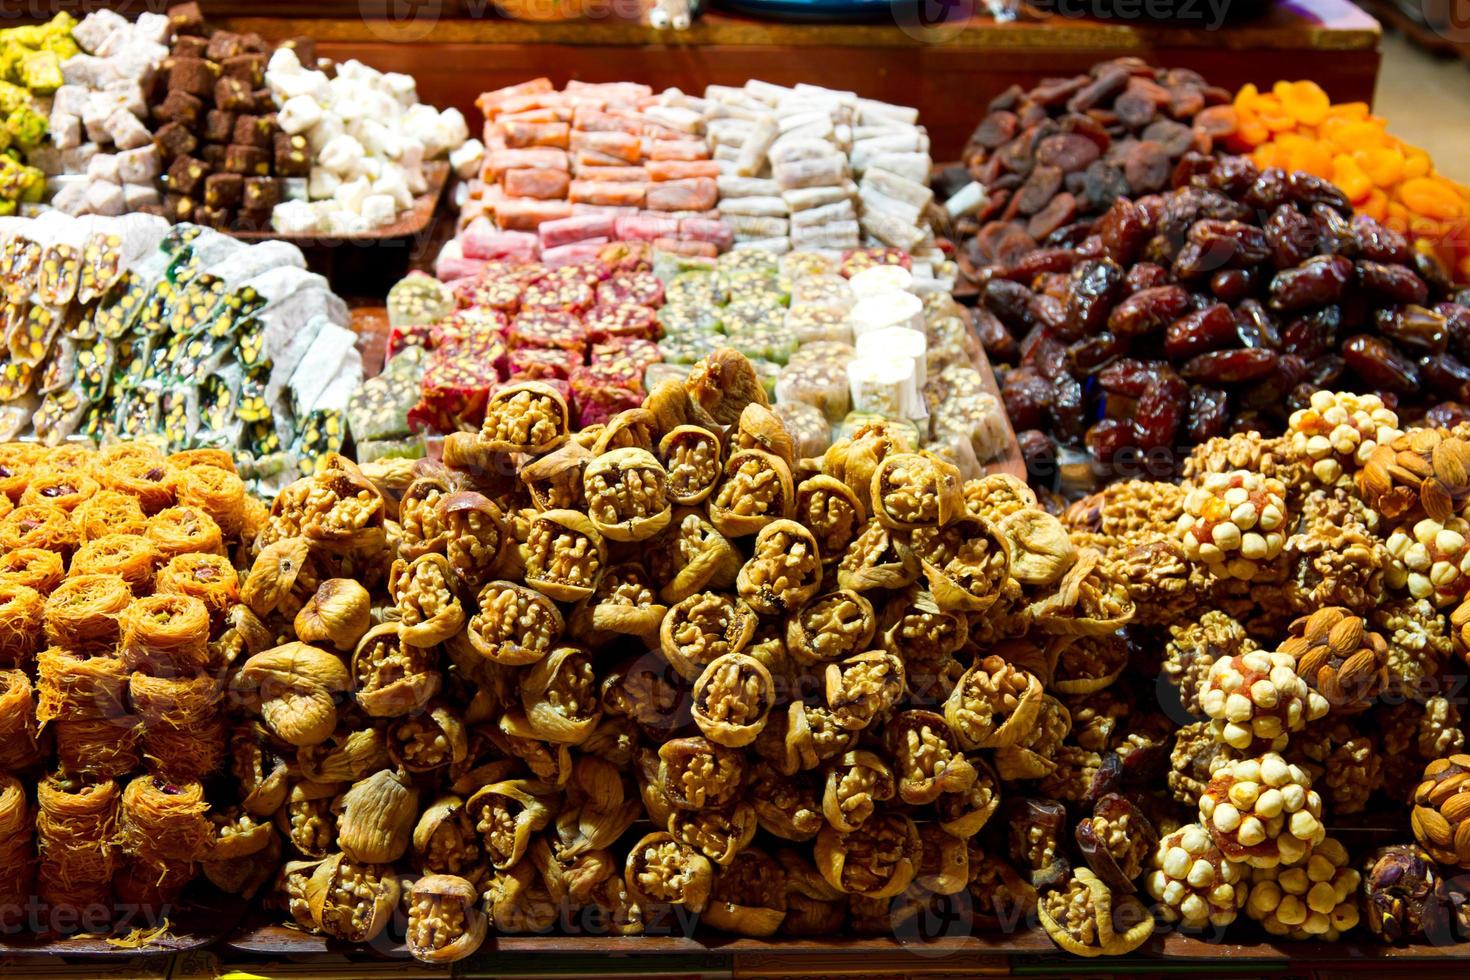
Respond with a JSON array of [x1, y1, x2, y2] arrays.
[[223, 918, 1470, 962], [229, 162, 451, 246], [0, 887, 245, 960]]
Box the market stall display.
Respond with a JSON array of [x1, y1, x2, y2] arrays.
[[359, 242, 1008, 473], [700, 79, 955, 292], [37, 8, 171, 217], [0, 14, 69, 213], [149, 14, 290, 230], [8, 6, 1470, 969], [0, 211, 361, 488]]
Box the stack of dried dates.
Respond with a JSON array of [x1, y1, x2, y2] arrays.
[[951, 58, 1238, 280], [983, 152, 1470, 477]]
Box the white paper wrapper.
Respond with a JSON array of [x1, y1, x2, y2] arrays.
[[848, 265, 914, 299], [848, 354, 922, 420], [855, 325, 927, 391], [850, 291, 923, 338]]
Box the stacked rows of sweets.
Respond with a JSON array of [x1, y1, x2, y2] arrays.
[[442, 78, 730, 273], [349, 243, 1008, 477], [207, 350, 1470, 961], [219, 347, 1122, 962], [148, 3, 298, 231], [379, 245, 671, 439], [0, 441, 258, 930], [0, 213, 362, 490]]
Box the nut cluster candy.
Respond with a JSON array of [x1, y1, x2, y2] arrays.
[[1278, 608, 1388, 712], [1199, 753, 1325, 868], [1146, 823, 1248, 930], [1362, 845, 1442, 943], [1198, 649, 1328, 751], [1286, 391, 1402, 486], [1177, 471, 1289, 580], [1357, 427, 1470, 524], [1384, 516, 1470, 606], [1244, 837, 1360, 940], [1411, 754, 1470, 867]]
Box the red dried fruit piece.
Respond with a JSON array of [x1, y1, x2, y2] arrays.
[[1258, 205, 1317, 270], [1268, 255, 1353, 311], [1142, 119, 1195, 157], [1280, 307, 1341, 360], [1210, 269, 1256, 304], [1094, 358, 1153, 398], [1124, 261, 1170, 292], [1187, 385, 1231, 443], [1164, 303, 1236, 361], [1092, 198, 1148, 265], [1421, 352, 1470, 402], [1107, 285, 1190, 337], [1135, 369, 1188, 450], [1036, 134, 1102, 173], [1015, 165, 1065, 216], [972, 110, 1019, 151], [1123, 141, 1170, 194], [1027, 193, 1079, 242], [1356, 262, 1429, 306], [1061, 258, 1125, 341], [1342, 335, 1422, 394], [1086, 417, 1140, 465], [1181, 347, 1278, 384], [1376, 305, 1448, 355], [1067, 67, 1129, 112]]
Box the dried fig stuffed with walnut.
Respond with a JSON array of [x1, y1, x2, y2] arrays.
[[583, 448, 673, 543], [945, 655, 1044, 749], [691, 652, 774, 748], [736, 519, 822, 616], [406, 873, 487, 964], [708, 450, 796, 539]]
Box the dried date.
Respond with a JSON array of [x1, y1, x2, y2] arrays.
[[1376, 305, 1448, 355], [1060, 259, 1126, 340], [1422, 352, 1470, 403], [1164, 303, 1236, 361], [1342, 334, 1421, 393], [1108, 285, 1190, 336], [1357, 261, 1430, 306], [1180, 347, 1277, 384], [1269, 254, 1353, 310], [1187, 385, 1231, 442]]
